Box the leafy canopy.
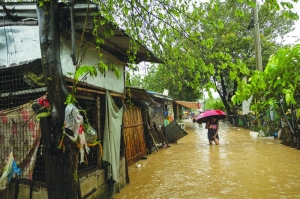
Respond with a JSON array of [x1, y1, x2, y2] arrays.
[[123, 0, 298, 107]]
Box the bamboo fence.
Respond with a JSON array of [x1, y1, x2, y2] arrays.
[[123, 106, 148, 166]]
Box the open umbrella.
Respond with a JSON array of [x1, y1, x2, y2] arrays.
[[196, 110, 226, 123]]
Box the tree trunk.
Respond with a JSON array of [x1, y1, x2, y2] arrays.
[[36, 1, 79, 198], [216, 75, 234, 124]]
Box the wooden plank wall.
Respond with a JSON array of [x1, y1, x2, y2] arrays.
[[123, 106, 148, 166]]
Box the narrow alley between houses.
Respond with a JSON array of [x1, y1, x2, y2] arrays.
[[113, 120, 300, 199]]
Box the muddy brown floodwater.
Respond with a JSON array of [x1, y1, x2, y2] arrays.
[[113, 121, 300, 199]]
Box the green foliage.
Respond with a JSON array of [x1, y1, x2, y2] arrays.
[[232, 44, 300, 114], [296, 109, 300, 119], [59, 0, 299, 111], [73, 170, 78, 183], [126, 73, 143, 88], [65, 94, 76, 105], [37, 0, 51, 8], [204, 97, 225, 111], [74, 65, 97, 84], [127, 63, 202, 101], [124, 0, 296, 107], [63, 9, 121, 105], [65, 65, 98, 105], [92, 14, 121, 77]]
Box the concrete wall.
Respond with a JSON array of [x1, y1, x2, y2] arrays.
[[1, 181, 48, 199], [60, 37, 125, 94]]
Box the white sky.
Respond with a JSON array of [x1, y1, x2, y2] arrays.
[[283, 1, 300, 44]]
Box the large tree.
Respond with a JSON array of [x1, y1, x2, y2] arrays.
[[184, 0, 296, 115], [127, 0, 297, 115], [36, 2, 78, 198], [127, 63, 202, 101]]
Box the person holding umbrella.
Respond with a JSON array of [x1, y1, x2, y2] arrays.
[[205, 117, 220, 145], [196, 110, 226, 145]]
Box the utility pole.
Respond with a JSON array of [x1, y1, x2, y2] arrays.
[[203, 90, 205, 112], [253, 1, 266, 124], [253, 1, 263, 71]]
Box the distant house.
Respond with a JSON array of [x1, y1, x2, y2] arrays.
[[0, 1, 159, 198], [123, 87, 189, 167], [146, 91, 190, 143]]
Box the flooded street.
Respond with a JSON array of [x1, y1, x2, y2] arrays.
[[113, 121, 300, 199]]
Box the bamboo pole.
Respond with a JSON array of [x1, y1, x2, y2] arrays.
[[66, 85, 124, 98]]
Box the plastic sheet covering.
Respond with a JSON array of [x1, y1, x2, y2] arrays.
[[164, 120, 188, 142], [242, 95, 253, 115]]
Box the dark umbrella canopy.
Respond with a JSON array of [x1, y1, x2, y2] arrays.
[[196, 110, 227, 123]]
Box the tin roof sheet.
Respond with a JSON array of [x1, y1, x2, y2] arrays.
[[0, 1, 161, 68]]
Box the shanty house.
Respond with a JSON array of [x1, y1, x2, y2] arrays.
[[0, 1, 159, 199], [122, 87, 186, 168]]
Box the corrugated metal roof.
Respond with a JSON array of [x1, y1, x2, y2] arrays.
[[175, 100, 201, 109], [127, 87, 157, 105], [0, 26, 41, 67], [164, 120, 188, 142], [0, 1, 161, 68], [147, 90, 174, 101]]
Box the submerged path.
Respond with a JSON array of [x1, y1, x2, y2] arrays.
[[113, 121, 300, 199]]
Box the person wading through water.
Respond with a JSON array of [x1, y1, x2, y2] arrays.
[[205, 117, 219, 145]]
